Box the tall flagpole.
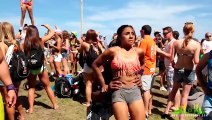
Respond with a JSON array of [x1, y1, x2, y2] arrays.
[[80, 0, 84, 35]]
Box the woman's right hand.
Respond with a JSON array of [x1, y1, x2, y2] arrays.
[[42, 24, 51, 29], [109, 80, 123, 91]]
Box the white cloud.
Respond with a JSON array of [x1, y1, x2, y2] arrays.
[[82, 1, 209, 40], [88, 2, 201, 21]]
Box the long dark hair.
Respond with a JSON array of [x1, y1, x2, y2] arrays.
[[85, 29, 98, 43], [116, 25, 136, 46], [24, 25, 42, 55]]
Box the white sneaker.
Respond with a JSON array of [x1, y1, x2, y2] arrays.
[[160, 86, 167, 91]]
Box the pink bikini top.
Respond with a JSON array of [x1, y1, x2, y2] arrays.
[[111, 48, 141, 77]]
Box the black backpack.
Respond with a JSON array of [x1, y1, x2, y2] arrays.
[[28, 47, 44, 69], [86, 45, 102, 67], [54, 77, 71, 98], [5, 43, 30, 82]]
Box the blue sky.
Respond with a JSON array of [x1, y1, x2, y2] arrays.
[[0, 0, 211, 44]]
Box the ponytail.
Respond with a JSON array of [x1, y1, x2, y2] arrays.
[[182, 32, 192, 48], [182, 22, 194, 48]]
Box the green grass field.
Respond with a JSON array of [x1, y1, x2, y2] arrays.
[[15, 68, 197, 120]]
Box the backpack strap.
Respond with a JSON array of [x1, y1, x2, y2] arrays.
[[5, 45, 15, 64]]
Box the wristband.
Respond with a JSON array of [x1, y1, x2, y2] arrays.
[[139, 69, 144, 75], [6, 84, 16, 92]]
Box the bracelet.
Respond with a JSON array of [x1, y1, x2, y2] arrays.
[[6, 84, 16, 92]]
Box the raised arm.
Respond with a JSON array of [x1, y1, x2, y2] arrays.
[[41, 24, 55, 43]]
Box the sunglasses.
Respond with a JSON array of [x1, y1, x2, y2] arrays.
[[207, 35, 211, 38], [163, 31, 170, 36]]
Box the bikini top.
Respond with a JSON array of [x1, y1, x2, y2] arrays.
[[70, 40, 79, 48], [111, 48, 141, 78], [177, 53, 194, 57]]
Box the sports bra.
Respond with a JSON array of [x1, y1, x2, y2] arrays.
[[111, 48, 141, 77]]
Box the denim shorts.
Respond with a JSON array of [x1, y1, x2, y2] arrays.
[[0, 81, 4, 86], [202, 95, 212, 115], [83, 63, 93, 74], [111, 86, 142, 104], [173, 69, 195, 84], [61, 52, 68, 59]]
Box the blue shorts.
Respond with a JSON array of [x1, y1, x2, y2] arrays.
[[173, 69, 195, 84], [0, 81, 4, 86]]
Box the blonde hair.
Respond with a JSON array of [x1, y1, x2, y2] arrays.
[[0, 22, 3, 42], [2, 22, 17, 45], [182, 22, 194, 48]]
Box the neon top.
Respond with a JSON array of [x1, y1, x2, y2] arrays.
[[111, 48, 141, 78], [0, 94, 4, 120]]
